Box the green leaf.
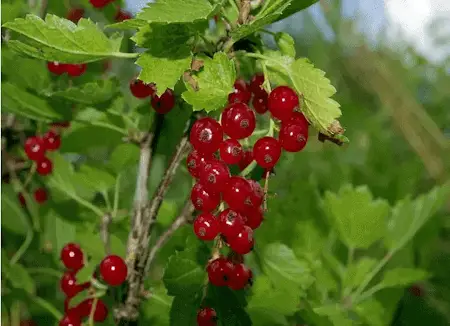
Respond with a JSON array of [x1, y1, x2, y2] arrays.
[[163, 254, 206, 296], [169, 294, 202, 326], [50, 79, 120, 104], [5, 264, 35, 294], [60, 125, 124, 154], [275, 32, 296, 57], [1, 1, 24, 24], [142, 285, 172, 325], [133, 24, 193, 96], [182, 52, 236, 112], [77, 165, 116, 193], [3, 15, 132, 63], [109, 143, 140, 174], [322, 184, 390, 249], [2, 82, 62, 121], [75, 228, 126, 263], [42, 209, 76, 262], [76, 262, 97, 284], [275, 0, 319, 22], [380, 268, 429, 288], [354, 299, 385, 326], [106, 19, 148, 30], [343, 257, 378, 292], [1, 185, 29, 235]]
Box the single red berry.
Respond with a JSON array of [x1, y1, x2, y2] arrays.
[[115, 9, 133, 22], [189, 117, 223, 154], [89, 0, 111, 8], [207, 257, 234, 286], [228, 225, 254, 255], [60, 271, 88, 298], [247, 180, 264, 207], [151, 89, 175, 114], [279, 122, 308, 152], [249, 73, 267, 97], [76, 299, 108, 322], [60, 243, 84, 271], [237, 150, 253, 171], [193, 213, 220, 241], [286, 111, 309, 129], [228, 263, 251, 290], [47, 62, 67, 75], [34, 188, 48, 204], [243, 206, 264, 229], [228, 79, 251, 104], [24, 136, 46, 161], [129, 79, 155, 98], [59, 313, 81, 326], [186, 150, 212, 179], [18, 192, 26, 207], [219, 139, 243, 165], [67, 8, 85, 23], [222, 176, 252, 212], [66, 64, 87, 77], [218, 209, 245, 238], [99, 255, 128, 286], [197, 307, 218, 326], [36, 157, 53, 176], [221, 103, 256, 140], [253, 137, 281, 169], [199, 159, 230, 193], [252, 94, 269, 114], [190, 182, 220, 212], [43, 130, 61, 151], [268, 86, 299, 121]]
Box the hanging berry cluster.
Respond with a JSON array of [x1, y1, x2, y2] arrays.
[[188, 73, 309, 325], [58, 243, 128, 326], [129, 78, 177, 115]]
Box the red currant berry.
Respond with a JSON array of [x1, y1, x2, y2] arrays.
[[286, 111, 309, 129], [60, 243, 84, 271], [228, 263, 251, 290], [151, 89, 175, 114], [243, 206, 264, 229], [24, 136, 46, 161], [197, 307, 218, 326], [67, 8, 85, 23], [248, 180, 264, 207], [252, 94, 268, 114], [43, 130, 61, 151], [66, 64, 87, 77], [115, 9, 132, 22], [18, 192, 26, 207], [237, 150, 253, 171], [189, 117, 223, 154], [223, 176, 252, 212], [253, 137, 281, 169], [186, 150, 212, 179], [193, 213, 220, 241], [99, 255, 128, 286], [89, 0, 111, 8], [36, 157, 53, 176], [59, 313, 81, 326], [219, 139, 243, 165], [249, 73, 267, 97], [190, 182, 220, 212], [228, 225, 254, 255], [130, 79, 155, 98], [76, 299, 108, 322], [221, 103, 256, 139], [218, 209, 245, 238], [199, 159, 230, 193], [268, 86, 299, 121], [47, 62, 67, 75], [34, 188, 48, 204], [279, 122, 308, 152], [228, 79, 251, 104], [207, 257, 234, 286], [60, 271, 89, 298]]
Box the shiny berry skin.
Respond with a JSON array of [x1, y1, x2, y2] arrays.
[[228, 225, 254, 255], [34, 188, 48, 204], [218, 209, 245, 238], [199, 159, 230, 193], [67, 8, 85, 23], [197, 307, 218, 326], [287, 111, 309, 129], [252, 94, 268, 114], [189, 118, 223, 154], [186, 150, 212, 179], [130, 79, 155, 98], [89, 0, 111, 8], [221, 103, 256, 139], [219, 139, 243, 165], [190, 182, 220, 212], [249, 73, 267, 97], [223, 176, 252, 212], [115, 10, 132, 22], [60, 272, 88, 298], [248, 180, 264, 207], [279, 122, 308, 152], [268, 86, 299, 121], [238, 150, 253, 171], [228, 79, 251, 104], [193, 213, 220, 241], [228, 263, 251, 290], [99, 255, 128, 286], [18, 192, 26, 207], [24, 136, 46, 161], [207, 257, 234, 286], [76, 299, 108, 321], [253, 137, 281, 169], [47, 62, 67, 75], [66, 64, 87, 77], [43, 130, 61, 151], [59, 314, 81, 326], [244, 206, 264, 229], [36, 157, 53, 176], [60, 243, 84, 271], [151, 89, 175, 114]]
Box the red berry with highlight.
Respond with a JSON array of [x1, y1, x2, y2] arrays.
[[43, 130, 61, 151], [223, 176, 252, 212], [194, 213, 220, 241], [253, 137, 281, 169], [197, 307, 218, 326], [76, 299, 108, 322], [249, 73, 266, 97], [252, 94, 268, 114], [228, 79, 251, 104], [190, 182, 220, 212], [189, 117, 223, 154], [279, 122, 308, 152], [151, 89, 175, 114], [186, 150, 212, 179], [99, 255, 128, 286], [36, 157, 53, 176], [59, 314, 81, 326], [34, 188, 48, 204], [199, 159, 230, 193], [60, 271, 88, 298], [248, 180, 264, 207], [130, 79, 155, 98], [207, 257, 234, 286], [47, 62, 67, 75], [244, 206, 264, 229], [66, 64, 87, 77], [287, 111, 309, 129], [67, 8, 85, 23], [219, 139, 243, 165], [268, 86, 299, 121], [228, 225, 254, 255], [218, 209, 245, 238], [221, 103, 256, 139], [60, 243, 84, 271], [238, 150, 253, 171], [24, 136, 46, 161], [228, 263, 251, 290]]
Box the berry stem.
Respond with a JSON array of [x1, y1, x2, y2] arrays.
[[22, 161, 37, 189], [88, 297, 99, 326], [100, 212, 112, 255], [10, 228, 33, 265], [263, 170, 270, 211], [32, 295, 63, 321]]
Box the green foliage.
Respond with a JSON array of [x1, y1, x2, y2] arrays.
[[49, 79, 120, 104]]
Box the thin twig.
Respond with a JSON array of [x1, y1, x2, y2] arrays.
[[238, 0, 251, 24], [100, 213, 112, 256], [263, 170, 270, 212]]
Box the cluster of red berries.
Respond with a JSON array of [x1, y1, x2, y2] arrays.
[[67, 6, 132, 23], [129, 79, 176, 114], [47, 62, 87, 77], [58, 243, 128, 326]]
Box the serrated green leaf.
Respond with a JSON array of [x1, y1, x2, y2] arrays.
[[163, 254, 206, 296], [275, 0, 319, 22], [2, 82, 62, 121], [134, 24, 193, 95], [322, 184, 390, 249], [6, 264, 35, 294], [50, 79, 119, 104], [182, 52, 236, 112], [343, 257, 378, 292], [380, 268, 429, 288], [109, 143, 140, 174], [3, 15, 132, 63], [275, 32, 296, 57], [1, 185, 29, 236], [142, 285, 172, 325], [169, 294, 202, 326], [77, 165, 116, 193]]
